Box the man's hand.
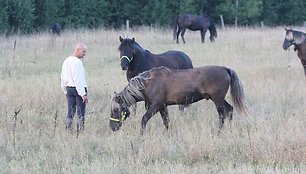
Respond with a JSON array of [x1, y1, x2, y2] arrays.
[[82, 95, 88, 103]]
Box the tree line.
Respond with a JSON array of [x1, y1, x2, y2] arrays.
[[0, 0, 305, 34]]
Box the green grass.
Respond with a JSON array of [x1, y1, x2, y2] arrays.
[[0, 27, 305, 173]]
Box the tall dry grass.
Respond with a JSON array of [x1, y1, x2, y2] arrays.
[[0, 27, 305, 173]]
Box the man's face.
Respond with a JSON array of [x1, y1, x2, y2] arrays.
[[77, 47, 86, 58]]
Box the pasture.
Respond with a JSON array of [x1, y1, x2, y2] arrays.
[[0, 27, 305, 173]]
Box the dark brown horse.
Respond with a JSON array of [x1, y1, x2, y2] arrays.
[[283, 28, 306, 76], [173, 14, 217, 44], [110, 66, 248, 134]]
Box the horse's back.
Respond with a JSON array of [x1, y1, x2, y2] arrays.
[[174, 66, 229, 81], [149, 66, 230, 88], [177, 14, 209, 30], [166, 66, 231, 95], [155, 50, 193, 69], [144, 66, 231, 104]]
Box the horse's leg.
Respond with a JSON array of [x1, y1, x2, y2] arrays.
[[140, 105, 160, 135], [216, 105, 226, 129], [159, 105, 169, 130], [200, 29, 207, 43], [176, 28, 182, 44], [145, 102, 150, 110], [181, 28, 187, 44], [212, 99, 226, 130], [224, 100, 234, 132], [300, 59, 306, 76], [224, 100, 233, 121]]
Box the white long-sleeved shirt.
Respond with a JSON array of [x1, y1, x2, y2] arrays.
[[61, 56, 87, 96]]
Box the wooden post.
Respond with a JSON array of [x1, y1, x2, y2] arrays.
[[261, 21, 264, 28], [220, 15, 225, 30], [235, 0, 239, 28], [126, 20, 129, 31]]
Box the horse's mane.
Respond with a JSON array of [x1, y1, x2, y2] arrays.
[[113, 66, 173, 110], [122, 67, 172, 105], [111, 76, 146, 111], [139, 66, 172, 79], [119, 75, 147, 107], [291, 30, 306, 44]]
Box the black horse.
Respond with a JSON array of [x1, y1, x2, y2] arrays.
[[110, 66, 248, 134], [51, 22, 61, 35], [282, 28, 306, 76], [173, 14, 217, 44], [118, 36, 194, 111], [119, 36, 193, 80]]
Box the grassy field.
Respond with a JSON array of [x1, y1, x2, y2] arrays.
[[0, 27, 305, 173]]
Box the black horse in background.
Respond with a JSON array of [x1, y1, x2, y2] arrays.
[[282, 28, 306, 76], [51, 22, 62, 35], [173, 14, 217, 44]]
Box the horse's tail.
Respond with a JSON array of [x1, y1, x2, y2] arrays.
[[173, 15, 179, 40], [207, 17, 217, 41], [225, 67, 249, 116]]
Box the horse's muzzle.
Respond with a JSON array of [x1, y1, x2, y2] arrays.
[[282, 44, 289, 50], [109, 121, 121, 131], [111, 126, 120, 131], [282, 40, 293, 50]]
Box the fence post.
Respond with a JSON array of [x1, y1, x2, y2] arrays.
[[126, 20, 129, 31], [220, 15, 225, 30]]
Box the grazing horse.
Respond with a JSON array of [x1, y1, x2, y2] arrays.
[[110, 66, 248, 134], [51, 22, 61, 35], [282, 28, 306, 76], [173, 14, 217, 44]]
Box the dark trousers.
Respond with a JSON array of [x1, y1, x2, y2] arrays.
[[66, 87, 87, 130]]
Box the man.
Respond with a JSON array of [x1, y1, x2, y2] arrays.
[[61, 42, 88, 131]]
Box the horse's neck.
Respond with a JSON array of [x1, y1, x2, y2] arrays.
[[134, 47, 149, 59], [294, 36, 306, 52], [295, 43, 306, 60], [121, 87, 144, 107], [131, 49, 152, 73]]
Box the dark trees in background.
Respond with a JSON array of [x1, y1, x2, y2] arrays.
[[0, 0, 305, 34]]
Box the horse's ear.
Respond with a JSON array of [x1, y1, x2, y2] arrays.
[[115, 94, 123, 104], [132, 38, 135, 43], [119, 36, 123, 42]]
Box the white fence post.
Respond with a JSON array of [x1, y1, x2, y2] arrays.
[[126, 20, 129, 31], [220, 15, 225, 30]]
